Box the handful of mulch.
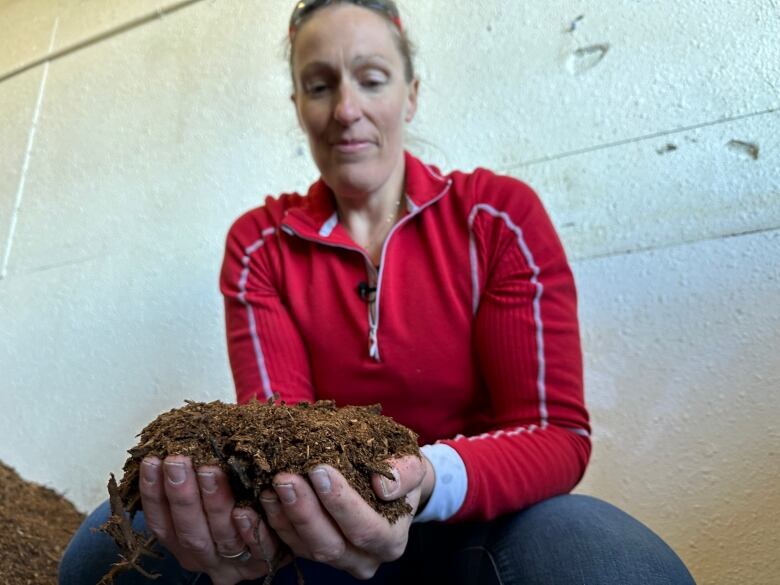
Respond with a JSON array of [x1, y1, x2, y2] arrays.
[[98, 398, 421, 584]]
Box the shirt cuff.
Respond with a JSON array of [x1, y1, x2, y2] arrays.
[[413, 443, 468, 523]]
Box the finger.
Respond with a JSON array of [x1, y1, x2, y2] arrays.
[[163, 456, 219, 567], [233, 507, 289, 568], [205, 508, 278, 585], [273, 473, 357, 566], [371, 454, 426, 501], [138, 457, 179, 551], [197, 466, 245, 558], [272, 474, 381, 579], [261, 489, 308, 557], [309, 466, 409, 561]]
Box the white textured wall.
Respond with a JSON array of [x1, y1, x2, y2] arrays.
[[1, 1, 778, 583]]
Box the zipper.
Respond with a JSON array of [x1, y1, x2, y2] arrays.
[[280, 223, 383, 359], [367, 206, 418, 361], [364, 261, 380, 360], [368, 183, 452, 361], [281, 180, 453, 362]]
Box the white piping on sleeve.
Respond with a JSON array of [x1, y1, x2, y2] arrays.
[[453, 423, 540, 442], [237, 227, 277, 400], [565, 427, 591, 437], [452, 423, 590, 443], [245, 306, 272, 400], [468, 204, 548, 429], [467, 206, 481, 315]]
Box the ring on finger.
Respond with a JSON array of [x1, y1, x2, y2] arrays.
[[219, 547, 252, 562]]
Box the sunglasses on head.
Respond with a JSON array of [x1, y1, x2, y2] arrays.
[[289, 0, 403, 39]]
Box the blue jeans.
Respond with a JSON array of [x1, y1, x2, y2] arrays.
[[59, 495, 695, 584]]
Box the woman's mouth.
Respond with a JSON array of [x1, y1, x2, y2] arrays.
[[333, 140, 372, 154]]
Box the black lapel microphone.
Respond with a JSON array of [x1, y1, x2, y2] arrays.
[[357, 281, 377, 302]]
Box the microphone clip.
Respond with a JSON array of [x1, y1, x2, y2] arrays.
[[357, 281, 377, 302]]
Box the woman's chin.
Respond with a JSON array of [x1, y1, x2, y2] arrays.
[[325, 167, 383, 198]]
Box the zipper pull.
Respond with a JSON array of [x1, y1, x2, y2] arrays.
[[368, 325, 380, 361]]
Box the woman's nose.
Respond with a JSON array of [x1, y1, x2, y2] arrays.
[[333, 83, 361, 125]]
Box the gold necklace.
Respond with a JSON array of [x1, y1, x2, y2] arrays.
[[385, 196, 403, 223], [366, 196, 404, 253]]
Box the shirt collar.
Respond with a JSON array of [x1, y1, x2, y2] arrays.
[[281, 151, 450, 243]]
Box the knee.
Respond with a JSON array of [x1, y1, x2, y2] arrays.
[[59, 500, 197, 585], [58, 500, 114, 584], [497, 495, 696, 584], [59, 500, 156, 585]]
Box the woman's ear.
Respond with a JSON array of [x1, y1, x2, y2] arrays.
[[404, 78, 420, 123]]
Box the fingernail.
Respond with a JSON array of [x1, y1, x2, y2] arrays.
[[274, 483, 297, 504], [197, 471, 217, 494], [235, 514, 252, 531], [164, 461, 186, 485], [310, 467, 332, 494], [141, 460, 159, 486], [261, 493, 281, 515], [380, 468, 400, 498]]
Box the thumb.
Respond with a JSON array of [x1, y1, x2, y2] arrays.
[[371, 455, 425, 501]]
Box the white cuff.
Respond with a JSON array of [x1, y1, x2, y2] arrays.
[[413, 443, 467, 523]]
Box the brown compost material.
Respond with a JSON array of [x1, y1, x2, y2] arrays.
[[99, 399, 421, 584], [0, 461, 85, 585]]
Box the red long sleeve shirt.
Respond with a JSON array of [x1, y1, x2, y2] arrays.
[[220, 152, 591, 522]]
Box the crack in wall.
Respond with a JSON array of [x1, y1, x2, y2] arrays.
[[23, 254, 103, 276], [1, 18, 59, 281], [0, 0, 205, 85], [499, 106, 780, 172], [572, 225, 780, 265]]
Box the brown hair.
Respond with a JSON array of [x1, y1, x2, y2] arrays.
[[287, 0, 416, 85]]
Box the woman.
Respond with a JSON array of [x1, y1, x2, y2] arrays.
[[60, 1, 696, 583]]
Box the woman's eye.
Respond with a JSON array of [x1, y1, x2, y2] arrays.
[[361, 75, 387, 89], [305, 82, 329, 95]]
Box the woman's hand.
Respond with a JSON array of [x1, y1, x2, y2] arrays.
[[259, 454, 433, 579], [139, 455, 287, 585]]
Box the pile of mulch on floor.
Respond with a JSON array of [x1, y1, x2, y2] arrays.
[[0, 461, 85, 585], [101, 398, 421, 584]]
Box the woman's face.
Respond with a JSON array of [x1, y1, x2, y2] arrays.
[[291, 4, 418, 199]]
